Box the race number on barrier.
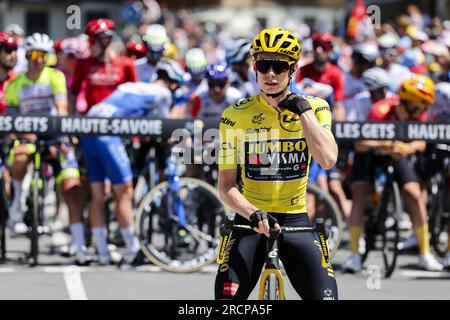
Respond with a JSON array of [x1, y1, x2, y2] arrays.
[[0, 115, 449, 142]]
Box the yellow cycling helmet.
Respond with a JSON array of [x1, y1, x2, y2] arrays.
[[250, 28, 302, 62], [399, 74, 435, 105]]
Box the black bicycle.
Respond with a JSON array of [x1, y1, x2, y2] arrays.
[[217, 216, 329, 300], [427, 144, 450, 257], [361, 158, 402, 278], [0, 152, 9, 262], [24, 140, 55, 266]]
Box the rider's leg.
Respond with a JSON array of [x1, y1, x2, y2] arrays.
[[348, 181, 371, 255], [9, 143, 33, 226], [112, 182, 140, 258], [280, 213, 338, 300], [89, 181, 109, 258], [343, 152, 375, 272], [93, 135, 138, 263], [214, 213, 266, 300], [61, 176, 86, 255], [398, 163, 442, 271], [316, 174, 328, 192], [328, 177, 351, 221], [402, 182, 430, 255]]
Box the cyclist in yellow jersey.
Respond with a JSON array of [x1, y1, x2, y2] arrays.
[[215, 28, 338, 300]]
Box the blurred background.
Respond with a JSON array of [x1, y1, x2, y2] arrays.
[[0, 1, 448, 41]]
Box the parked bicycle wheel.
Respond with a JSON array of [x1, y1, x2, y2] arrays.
[[0, 168, 9, 261], [135, 177, 231, 272], [306, 183, 343, 259], [362, 179, 401, 278], [429, 192, 450, 257], [29, 164, 41, 266], [380, 181, 401, 278]]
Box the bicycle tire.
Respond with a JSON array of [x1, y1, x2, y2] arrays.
[[306, 183, 343, 260], [429, 185, 449, 257], [381, 181, 401, 278], [135, 177, 232, 273], [266, 273, 278, 300], [30, 170, 39, 266], [0, 175, 8, 261]]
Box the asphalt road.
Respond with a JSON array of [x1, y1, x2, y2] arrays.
[[1, 217, 450, 300]]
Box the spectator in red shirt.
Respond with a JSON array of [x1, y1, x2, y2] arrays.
[[0, 32, 17, 114], [69, 19, 137, 115], [296, 32, 345, 120]]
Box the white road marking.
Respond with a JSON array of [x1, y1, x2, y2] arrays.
[[62, 266, 88, 300], [399, 270, 450, 278], [199, 265, 217, 273], [134, 265, 162, 272], [0, 267, 15, 273]]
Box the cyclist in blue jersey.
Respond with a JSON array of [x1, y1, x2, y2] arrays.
[[81, 58, 187, 265]]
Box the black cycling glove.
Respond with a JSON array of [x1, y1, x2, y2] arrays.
[[278, 93, 312, 116], [249, 210, 278, 229]]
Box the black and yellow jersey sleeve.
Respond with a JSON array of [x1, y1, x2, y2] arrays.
[[218, 93, 334, 214]]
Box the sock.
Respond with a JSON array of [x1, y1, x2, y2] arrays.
[[69, 222, 86, 253], [414, 224, 430, 255], [120, 227, 140, 254], [92, 227, 109, 256], [350, 226, 363, 254]]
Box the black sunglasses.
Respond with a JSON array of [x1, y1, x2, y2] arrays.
[[208, 80, 227, 89], [1, 45, 16, 54], [255, 59, 293, 74]]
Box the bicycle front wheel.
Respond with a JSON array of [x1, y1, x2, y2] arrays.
[[307, 184, 343, 260], [29, 170, 40, 266], [135, 177, 231, 273], [380, 181, 401, 278], [429, 190, 450, 257]]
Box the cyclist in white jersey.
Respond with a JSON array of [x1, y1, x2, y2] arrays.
[[185, 47, 208, 97], [135, 24, 170, 83], [344, 43, 379, 121], [81, 59, 185, 265], [226, 38, 258, 98], [189, 64, 243, 118]]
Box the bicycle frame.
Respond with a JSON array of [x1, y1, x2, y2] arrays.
[[258, 229, 285, 300]]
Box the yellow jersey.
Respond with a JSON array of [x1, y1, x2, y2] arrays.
[[218, 93, 334, 214]]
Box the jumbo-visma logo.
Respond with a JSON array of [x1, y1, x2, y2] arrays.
[[244, 138, 309, 182], [246, 139, 307, 154]]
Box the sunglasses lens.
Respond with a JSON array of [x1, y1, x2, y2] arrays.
[[3, 46, 16, 54], [255, 60, 290, 74], [208, 80, 227, 89], [29, 50, 46, 60], [255, 60, 270, 74]]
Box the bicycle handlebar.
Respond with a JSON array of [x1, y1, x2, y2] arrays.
[[231, 224, 317, 233], [217, 216, 330, 265]]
